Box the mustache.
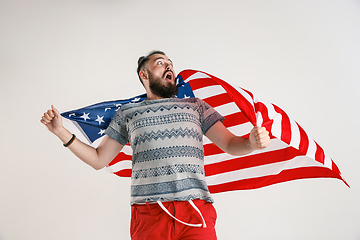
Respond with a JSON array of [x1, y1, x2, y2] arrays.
[[162, 69, 175, 78]]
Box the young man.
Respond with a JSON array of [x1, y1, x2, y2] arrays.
[[40, 51, 270, 240]]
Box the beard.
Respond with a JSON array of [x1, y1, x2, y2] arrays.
[[147, 70, 178, 98]]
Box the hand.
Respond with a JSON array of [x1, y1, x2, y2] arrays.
[[40, 105, 64, 135], [249, 126, 270, 150]]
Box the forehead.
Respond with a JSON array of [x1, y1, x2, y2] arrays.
[[148, 54, 172, 63]]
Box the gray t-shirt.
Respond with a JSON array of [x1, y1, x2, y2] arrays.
[[105, 98, 224, 205]]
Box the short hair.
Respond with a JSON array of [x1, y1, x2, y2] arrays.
[[137, 50, 166, 84]]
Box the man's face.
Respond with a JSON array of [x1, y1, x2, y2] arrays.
[[145, 54, 178, 98]]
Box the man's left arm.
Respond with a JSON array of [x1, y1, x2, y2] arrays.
[[205, 121, 271, 156]]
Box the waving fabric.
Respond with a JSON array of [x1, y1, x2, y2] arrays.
[[61, 69, 348, 193]]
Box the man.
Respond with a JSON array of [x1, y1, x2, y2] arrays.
[[40, 50, 271, 240]]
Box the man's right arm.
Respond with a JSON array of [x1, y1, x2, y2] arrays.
[[40, 105, 124, 170]]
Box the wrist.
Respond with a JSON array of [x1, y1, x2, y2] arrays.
[[54, 127, 70, 139], [247, 138, 257, 151], [63, 134, 76, 147]]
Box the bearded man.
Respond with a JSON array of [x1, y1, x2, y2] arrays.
[[40, 50, 270, 240]]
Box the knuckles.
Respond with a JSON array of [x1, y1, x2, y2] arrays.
[[253, 126, 270, 148], [41, 109, 55, 124], [47, 110, 54, 117]]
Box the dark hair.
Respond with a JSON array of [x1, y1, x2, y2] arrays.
[[137, 50, 166, 84]]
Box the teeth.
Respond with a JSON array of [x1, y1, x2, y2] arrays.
[[164, 71, 173, 80]]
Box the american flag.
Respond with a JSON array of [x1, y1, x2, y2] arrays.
[[61, 69, 348, 193]]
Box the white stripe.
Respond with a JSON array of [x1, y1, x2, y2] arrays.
[[230, 82, 255, 110], [106, 160, 132, 173], [263, 102, 282, 138], [121, 145, 133, 155], [193, 85, 226, 99], [256, 111, 264, 127], [324, 152, 332, 169], [306, 137, 317, 160], [227, 122, 253, 136], [204, 153, 237, 166], [203, 135, 211, 145], [205, 155, 324, 186], [202, 122, 253, 145], [289, 118, 301, 149], [203, 138, 289, 165], [214, 102, 240, 116], [184, 72, 211, 82]]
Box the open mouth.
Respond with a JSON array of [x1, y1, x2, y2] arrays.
[[164, 71, 174, 81]]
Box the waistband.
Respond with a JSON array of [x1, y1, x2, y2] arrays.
[[133, 200, 208, 228], [157, 200, 207, 228]]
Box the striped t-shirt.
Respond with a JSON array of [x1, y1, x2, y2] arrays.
[[105, 98, 224, 205]]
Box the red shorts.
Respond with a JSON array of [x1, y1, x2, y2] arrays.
[[130, 199, 217, 240]]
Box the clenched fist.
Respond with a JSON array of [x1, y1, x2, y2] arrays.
[[249, 126, 271, 150], [40, 105, 64, 135]]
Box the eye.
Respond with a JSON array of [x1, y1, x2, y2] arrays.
[[157, 61, 163, 65]]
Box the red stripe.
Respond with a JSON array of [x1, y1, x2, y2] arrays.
[[203, 126, 252, 156], [241, 88, 255, 100], [179, 69, 198, 81], [255, 102, 274, 136], [297, 123, 309, 156], [188, 78, 218, 91], [212, 77, 255, 116], [208, 166, 344, 193], [113, 169, 132, 178], [208, 74, 257, 126], [109, 152, 132, 166], [204, 143, 224, 156], [314, 141, 325, 165], [204, 146, 300, 176], [332, 161, 341, 175], [273, 104, 292, 145], [223, 112, 249, 128], [202, 93, 233, 108]]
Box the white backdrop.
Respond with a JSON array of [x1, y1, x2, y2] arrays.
[[1, 0, 360, 239]]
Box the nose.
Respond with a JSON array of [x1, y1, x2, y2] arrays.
[[165, 61, 172, 70]]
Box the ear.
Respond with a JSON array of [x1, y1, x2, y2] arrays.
[[139, 70, 148, 81]]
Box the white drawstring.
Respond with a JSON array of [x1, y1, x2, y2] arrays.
[[157, 200, 207, 228], [188, 199, 207, 228]]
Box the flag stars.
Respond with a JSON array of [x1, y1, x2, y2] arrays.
[[80, 112, 90, 121], [115, 103, 122, 111], [98, 129, 106, 135], [95, 115, 105, 125]]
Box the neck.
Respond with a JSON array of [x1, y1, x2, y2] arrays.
[[146, 92, 164, 100], [146, 92, 176, 100]]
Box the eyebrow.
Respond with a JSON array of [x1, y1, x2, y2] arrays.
[[154, 57, 173, 64]]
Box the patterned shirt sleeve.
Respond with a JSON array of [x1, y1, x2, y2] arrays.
[[197, 98, 225, 134], [104, 108, 129, 146]]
